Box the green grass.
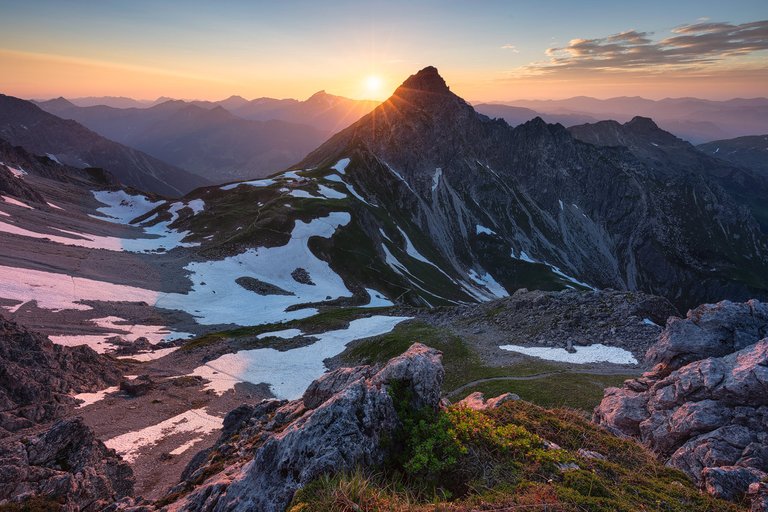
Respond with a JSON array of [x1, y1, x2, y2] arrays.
[[339, 320, 626, 410], [453, 373, 632, 411], [289, 401, 744, 512]]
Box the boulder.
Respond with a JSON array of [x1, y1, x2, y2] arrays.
[[119, 375, 154, 397], [162, 343, 444, 512], [0, 418, 133, 510], [456, 391, 519, 410], [594, 300, 768, 505]]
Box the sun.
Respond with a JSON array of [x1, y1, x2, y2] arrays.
[[363, 75, 383, 98]]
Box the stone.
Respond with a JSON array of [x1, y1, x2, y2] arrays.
[[594, 300, 768, 504], [161, 343, 444, 512], [0, 418, 133, 509]]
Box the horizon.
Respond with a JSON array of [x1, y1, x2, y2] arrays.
[[1, 0, 767, 102]]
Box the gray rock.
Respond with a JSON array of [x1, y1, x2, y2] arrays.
[[594, 300, 768, 504], [702, 466, 766, 502], [0, 316, 121, 435], [164, 342, 443, 512], [0, 418, 133, 510]]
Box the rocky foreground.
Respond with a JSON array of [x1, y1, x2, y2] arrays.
[[595, 299, 768, 507], [1, 299, 767, 511], [0, 317, 121, 435]]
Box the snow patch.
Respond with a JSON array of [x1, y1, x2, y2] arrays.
[[1, 196, 32, 209], [190, 316, 410, 399], [499, 343, 638, 364], [363, 288, 394, 308], [220, 178, 276, 191], [432, 168, 442, 192], [476, 225, 496, 236], [332, 158, 351, 174], [467, 269, 509, 298], [104, 408, 222, 463], [73, 386, 119, 408]]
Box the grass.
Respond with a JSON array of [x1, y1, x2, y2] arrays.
[[289, 401, 745, 512], [453, 373, 632, 411], [339, 320, 628, 411]]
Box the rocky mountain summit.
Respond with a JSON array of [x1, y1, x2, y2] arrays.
[[595, 300, 768, 505], [0, 316, 121, 435]]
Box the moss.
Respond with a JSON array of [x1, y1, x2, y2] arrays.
[[289, 401, 744, 512]]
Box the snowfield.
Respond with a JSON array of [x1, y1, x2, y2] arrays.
[[499, 343, 638, 364], [104, 408, 222, 463], [190, 315, 411, 399]]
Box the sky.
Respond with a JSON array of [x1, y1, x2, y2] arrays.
[[1, 0, 766, 102]]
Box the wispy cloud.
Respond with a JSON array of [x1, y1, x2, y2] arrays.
[[500, 44, 519, 52], [518, 20, 768, 76]]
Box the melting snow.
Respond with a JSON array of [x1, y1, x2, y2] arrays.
[[499, 343, 638, 364], [3, 165, 27, 178], [510, 250, 594, 290], [156, 212, 353, 325], [190, 315, 411, 399], [46, 153, 61, 164], [220, 178, 277, 191], [332, 158, 350, 174], [73, 386, 119, 408], [432, 168, 442, 192], [363, 288, 394, 308], [558, 200, 564, 210], [104, 408, 222, 463], [642, 318, 660, 327], [1, 196, 32, 209], [476, 225, 496, 236], [256, 328, 303, 339], [468, 269, 509, 298]]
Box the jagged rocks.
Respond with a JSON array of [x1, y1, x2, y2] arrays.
[[159, 343, 443, 512], [0, 316, 121, 435], [0, 418, 133, 510], [594, 299, 768, 505]]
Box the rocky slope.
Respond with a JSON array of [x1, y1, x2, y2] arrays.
[[594, 299, 768, 504], [698, 135, 768, 177], [0, 418, 133, 510], [569, 117, 768, 232], [0, 316, 121, 435], [0, 94, 208, 196]]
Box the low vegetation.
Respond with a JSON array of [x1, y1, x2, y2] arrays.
[[289, 401, 744, 512]]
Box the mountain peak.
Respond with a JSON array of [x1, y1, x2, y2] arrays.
[[398, 66, 450, 95], [625, 116, 659, 130]]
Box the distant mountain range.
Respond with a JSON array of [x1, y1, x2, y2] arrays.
[[37, 97, 329, 182], [480, 96, 768, 144], [697, 134, 768, 177], [0, 94, 207, 196], [35, 92, 379, 181]]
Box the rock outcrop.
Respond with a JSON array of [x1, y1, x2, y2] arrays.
[[157, 343, 443, 512], [594, 299, 768, 504], [0, 316, 122, 435], [0, 418, 133, 510]]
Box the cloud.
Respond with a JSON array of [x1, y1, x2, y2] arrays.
[[500, 44, 519, 52], [519, 20, 768, 76]]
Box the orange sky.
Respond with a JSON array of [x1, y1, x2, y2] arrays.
[[1, 2, 766, 102]]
